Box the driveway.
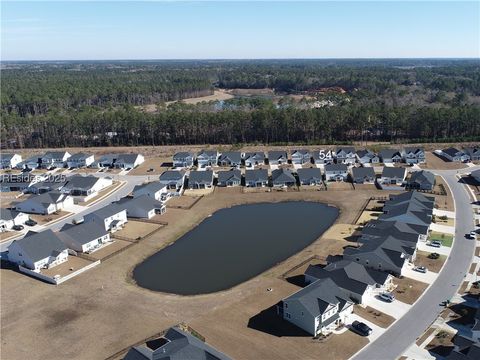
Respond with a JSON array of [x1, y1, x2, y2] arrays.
[[348, 313, 386, 343], [417, 241, 452, 256], [430, 223, 455, 234], [363, 295, 411, 319], [403, 265, 439, 284]]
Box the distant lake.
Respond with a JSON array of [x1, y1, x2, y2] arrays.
[[133, 201, 338, 295]]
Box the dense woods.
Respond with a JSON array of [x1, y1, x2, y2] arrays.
[[1, 59, 480, 149]]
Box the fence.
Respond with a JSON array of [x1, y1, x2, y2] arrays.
[[19, 260, 100, 285]]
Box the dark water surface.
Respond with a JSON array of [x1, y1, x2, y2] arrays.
[[133, 201, 338, 295]]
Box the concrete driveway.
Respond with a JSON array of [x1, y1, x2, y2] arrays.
[[403, 265, 439, 284], [417, 241, 452, 256], [364, 295, 411, 319], [348, 313, 386, 343]]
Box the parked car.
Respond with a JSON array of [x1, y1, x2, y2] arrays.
[[430, 240, 442, 248], [379, 292, 395, 302], [351, 321, 372, 336], [12, 225, 24, 231], [25, 219, 37, 226], [414, 266, 427, 273], [469, 231, 477, 239], [429, 252, 440, 260]]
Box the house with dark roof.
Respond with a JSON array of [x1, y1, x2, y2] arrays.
[[218, 152, 242, 167], [442, 147, 470, 162], [243, 152, 265, 168], [40, 151, 71, 169], [59, 222, 110, 253], [173, 152, 195, 168], [335, 147, 356, 164], [84, 203, 128, 232], [245, 169, 268, 187], [356, 150, 379, 164], [472, 169, 480, 183], [66, 153, 95, 168], [472, 308, 480, 341], [116, 195, 165, 219], [312, 150, 334, 165], [324, 163, 348, 182], [0, 209, 29, 232], [361, 220, 429, 244], [378, 167, 407, 188], [114, 153, 145, 169], [159, 170, 186, 192], [291, 150, 311, 165], [0, 153, 22, 169], [0, 173, 38, 192], [304, 260, 393, 304], [61, 175, 112, 198], [15, 191, 74, 215], [196, 150, 218, 168], [407, 170, 435, 191], [124, 326, 231, 360], [132, 181, 167, 201], [402, 147, 426, 164], [95, 154, 117, 168], [379, 149, 402, 164], [15, 155, 41, 170], [279, 278, 354, 336], [351, 167, 376, 184], [465, 146, 480, 161], [268, 151, 288, 165], [8, 230, 69, 270], [271, 168, 296, 187], [188, 170, 214, 189], [297, 168, 323, 186], [26, 179, 67, 195], [447, 335, 480, 360], [217, 169, 242, 187]]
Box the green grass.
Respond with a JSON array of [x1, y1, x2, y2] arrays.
[[430, 232, 454, 247]]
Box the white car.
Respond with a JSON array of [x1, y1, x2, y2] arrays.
[[379, 292, 395, 302], [470, 231, 477, 239]]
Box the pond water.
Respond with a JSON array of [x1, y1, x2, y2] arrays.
[[133, 201, 338, 295]]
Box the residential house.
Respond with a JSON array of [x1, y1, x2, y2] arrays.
[[173, 152, 195, 168], [40, 151, 71, 169], [114, 153, 144, 169], [58, 222, 110, 253], [95, 154, 117, 168], [0, 153, 22, 169], [245, 169, 269, 187], [25, 179, 67, 194], [305, 260, 393, 304], [471, 169, 480, 183], [407, 170, 435, 191], [0, 209, 29, 232], [356, 150, 379, 165], [243, 152, 265, 168], [218, 152, 242, 167], [378, 167, 407, 187], [61, 175, 112, 198], [279, 277, 354, 336], [442, 147, 470, 162], [15, 156, 40, 170], [297, 168, 323, 186], [217, 169, 242, 187], [116, 195, 165, 219], [124, 326, 231, 360], [196, 150, 218, 168], [271, 168, 296, 187], [378, 192, 434, 227], [291, 150, 311, 165], [132, 181, 167, 201], [324, 164, 348, 182], [188, 170, 214, 189], [84, 203, 128, 232], [361, 220, 429, 244], [447, 335, 480, 360], [66, 153, 94, 168], [335, 147, 356, 164], [385, 191, 435, 214], [159, 170, 186, 192], [312, 150, 334, 165], [402, 147, 426, 164], [15, 191, 74, 215], [351, 167, 376, 184], [7, 230, 68, 271], [465, 147, 480, 161], [379, 149, 402, 164], [268, 151, 288, 165], [0, 173, 39, 192]]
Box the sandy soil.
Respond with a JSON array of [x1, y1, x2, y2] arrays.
[[1, 188, 387, 360], [393, 277, 429, 304], [128, 156, 171, 176], [114, 221, 161, 240], [425, 330, 455, 357], [42, 256, 94, 278], [415, 251, 447, 273], [29, 211, 71, 225], [88, 240, 133, 261], [353, 306, 395, 328], [420, 152, 468, 170]]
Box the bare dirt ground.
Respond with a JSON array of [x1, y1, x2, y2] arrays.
[[420, 152, 468, 170], [414, 251, 447, 273], [434, 176, 455, 211], [128, 156, 171, 176], [0, 231, 20, 241], [42, 256, 94, 278], [114, 221, 161, 240], [88, 239, 133, 261], [393, 277, 429, 304], [29, 211, 71, 225], [353, 305, 395, 328], [0, 191, 25, 208], [425, 330, 455, 357], [1, 188, 388, 360]]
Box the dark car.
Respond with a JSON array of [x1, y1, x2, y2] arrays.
[[351, 321, 372, 336], [12, 224, 24, 231], [25, 219, 37, 226], [428, 252, 440, 260]]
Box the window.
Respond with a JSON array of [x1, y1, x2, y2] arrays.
[[285, 303, 288, 309]]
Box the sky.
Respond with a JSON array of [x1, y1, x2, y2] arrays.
[[1, 1, 479, 60]]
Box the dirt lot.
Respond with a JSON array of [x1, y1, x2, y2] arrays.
[[393, 277, 429, 304], [414, 250, 447, 273], [88, 239, 133, 261], [114, 221, 161, 240], [0, 231, 20, 241], [425, 330, 455, 357], [356, 211, 382, 225], [434, 176, 455, 211], [166, 195, 202, 209], [0, 191, 25, 208], [420, 152, 468, 170], [128, 156, 171, 176], [0, 187, 411, 360], [353, 305, 395, 328], [327, 181, 354, 191], [42, 256, 95, 278], [29, 211, 71, 225]]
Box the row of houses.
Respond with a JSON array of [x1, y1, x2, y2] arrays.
[[440, 146, 480, 162], [278, 191, 434, 336], [0, 152, 144, 170]]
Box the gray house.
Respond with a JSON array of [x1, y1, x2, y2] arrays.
[[291, 150, 311, 165], [243, 152, 265, 167], [351, 167, 376, 184], [67, 153, 94, 168], [268, 151, 288, 165], [218, 152, 242, 167], [378, 167, 407, 187], [297, 168, 323, 186], [40, 151, 71, 169], [0, 153, 22, 169], [407, 170, 435, 191], [217, 169, 242, 187], [58, 222, 110, 253], [472, 169, 480, 183], [335, 147, 356, 164], [356, 150, 379, 164], [441, 147, 469, 162], [324, 164, 348, 182], [245, 169, 268, 187], [188, 170, 214, 189], [173, 152, 194, 168], [84, 203, 128, 232], [196, 150, 219, 168], [379, 149, 402, 164], [159, 170, 186, 192], [271, 168, 296, 187], [116, 195, 165, 219], [312, 150, 334, 165], [465, 147, 480, 161], [362, 219, 429, 244], [132, 181, 167, 201], [403, 147, 426, 164]]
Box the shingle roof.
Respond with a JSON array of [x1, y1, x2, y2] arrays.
[[408, 170, 435, 186], [21, 191, 67, 207], [325, 164, 348, 172], [297, 168, 322, 181], [218, 152, 242, 163], [336, 147, 355, 154], [86, 203, 126, 220], [268, 151, 288, 161], [217, 169, 241, 183], [59, 222, 108, 246], [379, 149, 401, 158], [188, 170, 214, 184], [0, 208, 23, 221], [10, 229, 67, 262], [116, 153, 142, 164], [442, 147, 462, 157], [173, 152, 194, 160], [352, 167, 375, 178], [69, 152, 92, 160], [116, 195, 164, 213], [159, 170, 186, 181], [42, 151, 69, 159], [0, 153, 18, 161], [62, 175, 100, 191], [271, 168, 296, 183], [133, 181, 167, 195], [245, 169, 268, 182], [244, 152, 265, 162], [381, 167, 406, 178]]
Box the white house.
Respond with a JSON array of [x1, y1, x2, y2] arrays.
[[132, 181, 167, 201], [15, 191, 74, 215], [0, 153, 22, 169], [441, 147, 470, 162], [61, 175, 112, 200], [379, 149, 402, 164], [268, 151, 288, 165], [378, 167, 407, 187], [58, 222, 110, 253], [8, 230, 69, 271], [0, 209, 29, 232], [159, 170, 186, 192], [472, 169, 480, 183], [84, 203, 128, 232], [243, 152, 265, 168], [197, 150, 219, 168], [324, 164, 349, 182], [335, 147, 356, 164], [40, 151, 71, 169], [291, 150, 311, 165], [402, 147, 426, 164], [173, 152, 195, 168], [67, 153, 95, 168], [114, 153, 145, 169]]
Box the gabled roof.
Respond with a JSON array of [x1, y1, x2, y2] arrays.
[[9, 229, 67, 262], [291, 149, 311, 157], [69, 152, 92, 160], [173, 152, 194, 160], [352, 167, 375, 178], [62, 175, 101, 191], [404, 147, 424, 155], [59, 222, 108, 246], [218, 152, 242, 163], [244, 152, 265, 161], [379, 149, 401, 158], [42, 151, 69, 160], [268, 150, 288, 161], [116, 153, 142, 164], [386, 191, 435, 212], [188, 170, 214, 184], [297, 168, 322, 181], [271, 168, 296, 183], [381, 167, 406, 178], [97, 153, 117, 163], [336, 147, 355, 155], [197, 150, 218, 158], [465, 147, 480, 157], [133, 181, 167, 195], [28, 180, 66, 192], [217, 169, 241, 183], [408, 170, 435, 186], [124, 326, 231, 360], [0, 208, 24, 221], [159, 170, 186, 181], [362, 220, 428, 241], [21, 191, 68, 206], [325, 163, 348, 172], [86, 203, 126, 220], [245, 169, 268, 182], [116, 195, 164, 213], [472, 169, 480, 178], [442, 147, 463, 157], [0, 153, 19, 161]]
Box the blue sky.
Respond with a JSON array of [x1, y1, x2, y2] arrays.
[[1, 1, 479, 60]]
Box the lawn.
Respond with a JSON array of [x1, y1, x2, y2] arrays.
[[430, 232, 454, 247]]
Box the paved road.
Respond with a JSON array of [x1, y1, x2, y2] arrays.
[[352, 166, 479, 360]]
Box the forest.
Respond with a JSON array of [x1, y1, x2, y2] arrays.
[[1, 59, 480, 148]]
